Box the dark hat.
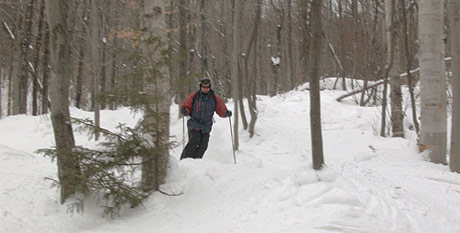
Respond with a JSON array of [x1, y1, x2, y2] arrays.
[[199, 78, 211, 88]]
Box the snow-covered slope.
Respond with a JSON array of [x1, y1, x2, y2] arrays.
[[1, 83, 460, 233]]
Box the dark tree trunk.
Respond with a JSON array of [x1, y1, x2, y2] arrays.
[[100, 0, 110, 110], [75, 32, 85, 109], [18, 0, 36, 114], [177, 0, 189, 106], [32, 0, 46, 116], [309, 0, 325, 170], [90, 0, 101, 140], [200, 0, 208, 76], [41, 24, 51, 114], [238, 59, 248, 130], [109, 0, 119, 110], [246, 0, 262, 138], [401, 0, 419, 135], [287, 0, 295, 89], [8, 65, 13, 116]]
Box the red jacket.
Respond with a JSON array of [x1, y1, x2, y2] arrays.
[[181, 90, 227, 133]]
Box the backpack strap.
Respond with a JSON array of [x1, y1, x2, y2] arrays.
[[193, 91, 200, 103], [192, 90, 215, 106]]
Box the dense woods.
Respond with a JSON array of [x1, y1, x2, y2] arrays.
[[1, 0, 459, 211], [0, 0, 402, 115]]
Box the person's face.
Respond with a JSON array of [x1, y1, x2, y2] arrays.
[[201, 84, 210, 94]]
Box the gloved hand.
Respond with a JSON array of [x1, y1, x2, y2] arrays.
[[181, 108, 188, 116], [225, 110, 232, 117]]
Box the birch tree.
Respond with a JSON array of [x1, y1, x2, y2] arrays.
[[45, 0, 82, 204], [449, 0, 460, 172], [381, 0, 396, 137], [232, 0, 241, 150], [419, 0, 447, 164], [140, 0, 171, 192]]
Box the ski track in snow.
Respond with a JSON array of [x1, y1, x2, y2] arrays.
[[2, 85, 460, 233]]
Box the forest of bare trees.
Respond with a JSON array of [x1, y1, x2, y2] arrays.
[[0, 0, 398, 116], [1, 0, 460, 207]]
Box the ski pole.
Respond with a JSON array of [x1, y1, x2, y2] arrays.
[[182, 116, 185, 150], [228, 116, 237, 164]]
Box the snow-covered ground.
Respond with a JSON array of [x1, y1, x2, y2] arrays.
[[2, 80, 460, 233]]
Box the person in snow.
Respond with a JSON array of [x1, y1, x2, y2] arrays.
[[180, 78, 232, 159]]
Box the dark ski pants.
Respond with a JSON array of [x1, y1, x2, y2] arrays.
[[180, 129, 210, 159]]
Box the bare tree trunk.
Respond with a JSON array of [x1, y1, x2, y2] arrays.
[[287, 0, 294, 89], [401, 0, 419, 135], [45, 0, 81, 204], [449, 0, 460, 172], [140, 0, 171, 192], [271, 0, 283, 93], [238, 59, 248, 130], [324, 33, 344, 85], [19, 0, 36, 114], [246, 0, 262, 138], [309, 0, 324, 170], [269, 43, 279, 96], [232, 0, 241, 150], [338, 0, 346, 90], [419, 0, 447, 164], [300, 0, 311, 85], [41, 24, 50, 114], [381, 0, 397, 137], [389, 0, 404, 138], [100, 0, 110, 110], [32, 0, 46, 116], [109, 0, 120, 110], [200, 0, 208, 77], [90, 0, 101, 140], [8, 65, 13, 116], [75, 28, 85, 109], [359, 80, 368, 106], [351, 0, 358, 90], [176, 0, 189, 106], [11, 1, 26, 115]]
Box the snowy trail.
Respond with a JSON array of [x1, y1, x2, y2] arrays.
[[2, 84, 460, 232], [337, 153, 460, 233]]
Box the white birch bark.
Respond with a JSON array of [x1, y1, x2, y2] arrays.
[[140, 0, 171, 191], [419, 0, 447, 164]]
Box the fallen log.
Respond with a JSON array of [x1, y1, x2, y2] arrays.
[[336, 80, 384, 102]]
